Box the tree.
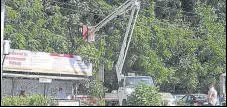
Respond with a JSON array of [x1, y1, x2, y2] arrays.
[[4, 0, 226, 95]]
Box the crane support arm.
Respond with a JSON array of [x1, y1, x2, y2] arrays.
[[94, 0, 140, 32], [115, 2, 140, 83], [82, 0, 141, 82]]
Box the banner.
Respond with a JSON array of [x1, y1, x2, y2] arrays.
[[3, 49, 92, 76]]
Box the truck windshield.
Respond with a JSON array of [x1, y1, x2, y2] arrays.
[[125, 77, 154, 87]]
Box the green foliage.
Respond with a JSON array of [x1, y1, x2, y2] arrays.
[[127, 84, 162, 106], [4, 0, 226, 95], [89, 79, 108, 106], [130, 0, 226, 94], [96, 99, 106, 106], [1, 94, 55, 106], [97, 0, 112, 10]]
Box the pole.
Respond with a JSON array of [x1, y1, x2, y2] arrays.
[[75, 81, 78, 98], [11, 78, 14, 96], [1, 0, 6, 100], [44, 83, 46, 98]]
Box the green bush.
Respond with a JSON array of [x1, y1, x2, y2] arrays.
[[127, 84, 162, 106], [1, 94, 56, 106]]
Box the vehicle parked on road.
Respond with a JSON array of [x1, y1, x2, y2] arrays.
[[180, 94, 208, 106], [159, 92, 177, 106]]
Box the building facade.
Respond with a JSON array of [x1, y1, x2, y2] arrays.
[[2, 49, 92, 99]]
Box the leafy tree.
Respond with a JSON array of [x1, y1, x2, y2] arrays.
[[4, 0, 226, 96], [88, 78, 108, 106]]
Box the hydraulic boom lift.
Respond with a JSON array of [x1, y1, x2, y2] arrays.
[[81, 0, 140, 82], [80, 0, 154, 106]]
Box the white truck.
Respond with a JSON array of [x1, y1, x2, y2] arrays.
[[105, 75, 155, 106]]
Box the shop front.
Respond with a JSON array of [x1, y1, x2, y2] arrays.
[[2, 49, 92, 101]]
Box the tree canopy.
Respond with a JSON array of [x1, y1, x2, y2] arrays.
[[4, 0, 226, 94]]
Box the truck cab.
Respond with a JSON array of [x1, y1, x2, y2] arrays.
[[118, 76, 155, 106]]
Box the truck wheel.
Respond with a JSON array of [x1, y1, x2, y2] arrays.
[[122, 99, 127, 106]]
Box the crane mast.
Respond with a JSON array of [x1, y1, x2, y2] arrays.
[[94, 0, 140, 83], [114, 1, 140, 83], [81, 0, 140, 83]]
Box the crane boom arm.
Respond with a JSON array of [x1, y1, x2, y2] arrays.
[[90, 0, 140, 83], [94, 0, 133, 32], [115, 2, 140, 83]]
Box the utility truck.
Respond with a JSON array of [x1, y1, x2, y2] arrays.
[[104, 75, 154, 106], [80, 0, 155, 106]]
